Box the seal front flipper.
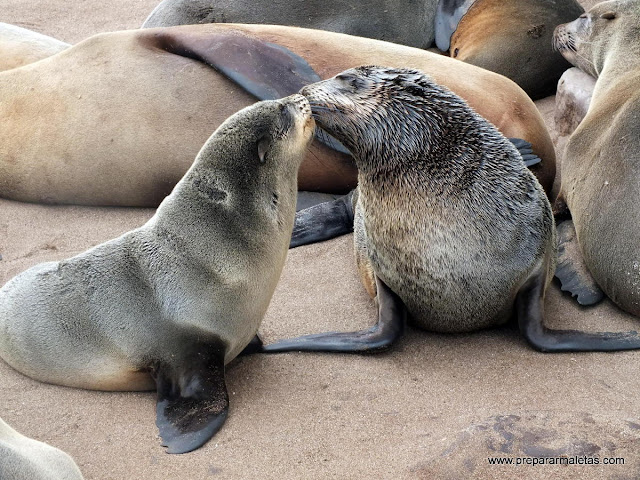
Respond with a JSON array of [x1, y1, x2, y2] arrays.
[[508, 138, 542, 167], [262, 276, 406, 352], [290, 190, 356, 249], [152, 341, 229, 454], [555, 219, 605, 306], [517, 263, 640, 353], [149, 29, 349, 154], [435, 0, 477, 51], [238, 334, 263, 356]]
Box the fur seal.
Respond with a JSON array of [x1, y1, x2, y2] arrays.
[[0, 417, 84, 480], [0, 23, 69, 72], [0, 23, 555, 207], [435, 0, 584, 99], [262, 66, 640, 353], [142, 0, 440, 49], [553, 1, 640, 317], [0, 95, 314, 453]]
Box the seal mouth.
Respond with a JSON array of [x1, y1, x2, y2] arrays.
[[552, 25, 576, 53]]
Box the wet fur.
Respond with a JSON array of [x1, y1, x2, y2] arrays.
[[302, 66, 555, 332]]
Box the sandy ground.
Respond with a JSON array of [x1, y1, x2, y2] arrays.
[[2, 1, 640, 479]]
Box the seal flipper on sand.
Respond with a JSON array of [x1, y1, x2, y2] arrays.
[[555, 219, 605, 306], [150, 29, 348, 154], [153, 341, 229, 454], [262, 276, 406, 353], [517, 261, 640, 352], [435, 0, 476, 51], [290, 190, 355, 248]]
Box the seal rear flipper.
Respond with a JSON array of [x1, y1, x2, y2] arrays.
[[517, 264, 640, 352], [290, 190, 355, 249], [555, 220, 605, 306], [435, 0, 477, 51], [148, 29, 349, 154], [152, 342, 229, 454], [262, 276, 406, 352], [508, 138, 542, 167]]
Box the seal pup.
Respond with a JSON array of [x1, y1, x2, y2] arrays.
[[553, 1, 640, 317], [0, 417, 84, 480], [262, 66, 640, 353], [142, 0, 440, 49], [0, 23, 69, 72], [0, 24, 554, 207], [435, 0, 584, 99], [0, 95, 314, 453]]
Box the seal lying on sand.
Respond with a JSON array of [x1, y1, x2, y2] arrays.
[[553, 0, 640, 317], [0, 417, 84, 480], [0, 23, 69, 72], [262, 66, 640, 353], [435, 0, 584, 99], [0, 23, 555, 207], [0, 95, 314, 453], [142, 0, 440, 49]]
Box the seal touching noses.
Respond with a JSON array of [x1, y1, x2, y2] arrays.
[[263, 66, 640, 354], [0, 94, 314, 454]]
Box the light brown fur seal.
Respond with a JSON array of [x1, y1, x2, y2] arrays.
[[0, 23, 555, 207], [0, 95, 314, 453], [0, 417, 84, 480], [262, 66, 640, 353], [0, 23, 69, 72], [554, 0, 640, 316], [436, 0, 584, 99]]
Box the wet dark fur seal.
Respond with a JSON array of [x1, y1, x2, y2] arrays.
[[142, 0, 440, 49], [0, 417, 84, 480], [262, 66, 640, 353], [0, 95, 314, 453], [436, 0, 584, 99], [553, 0, 640, 317]]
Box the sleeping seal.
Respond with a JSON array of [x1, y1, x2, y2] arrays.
[[0, 95, 314, 453], [554, 1, 640, 317]]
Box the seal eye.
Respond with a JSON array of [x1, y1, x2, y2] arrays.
[[600, 11, 616, 20], [453, 48, 459, 58]]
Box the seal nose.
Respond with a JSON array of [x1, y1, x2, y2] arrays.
[[285, 94, 311, 118]]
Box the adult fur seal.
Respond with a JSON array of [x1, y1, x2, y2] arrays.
[[142, 0, 439, 49], [0, 23, 555, 207], [554, 1, 640, 317], [435, 0, 584, 99], [0, 23, 69, 72], [262, 66, 640, 353], [0, 95, 314, 453], [0, 417, 84, 480]]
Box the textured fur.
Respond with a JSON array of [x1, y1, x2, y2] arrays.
[[0, 23, 554, 206], [302, 66, 556, 332], [443, 0, 584, 99], [0, 95, 313, 390], [0, 23, 69, 72], [142, 0, 439, 49], [555, 0, 640, 316], [0, 418, 84, 480]]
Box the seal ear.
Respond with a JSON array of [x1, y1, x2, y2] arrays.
[[600, 11, 616, 20], [257, 136, 270, 163]]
